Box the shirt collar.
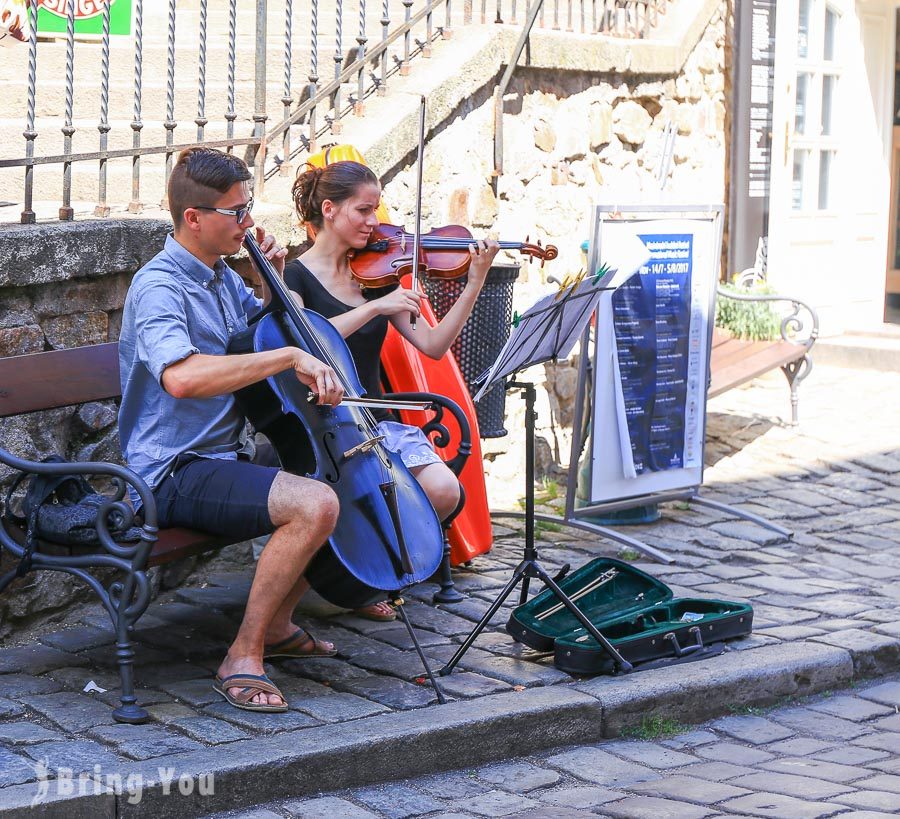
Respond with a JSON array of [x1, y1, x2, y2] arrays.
[[164, 234, 229, 286]]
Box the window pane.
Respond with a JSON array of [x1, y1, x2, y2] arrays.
[[798, 0, 811, 58], [792, 151, 806, 211], [795, 73, 810, 134], [821, 75, 835, 135], [818, 150, 834, 210], [824, 7, 838, 61]]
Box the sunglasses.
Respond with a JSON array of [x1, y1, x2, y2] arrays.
[[192, 199, 254, 224]]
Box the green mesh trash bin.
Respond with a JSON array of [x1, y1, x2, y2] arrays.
[[424, 263, 518, 438]]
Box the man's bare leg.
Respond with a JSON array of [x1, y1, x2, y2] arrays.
[[217, 472, 338, 707]]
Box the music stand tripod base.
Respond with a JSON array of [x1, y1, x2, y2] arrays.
[[439, 381, 633, 677]]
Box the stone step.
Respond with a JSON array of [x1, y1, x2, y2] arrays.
[[815, 325, 900, 372]]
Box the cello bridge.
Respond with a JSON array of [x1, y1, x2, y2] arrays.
[[343, 435, 385, 460]]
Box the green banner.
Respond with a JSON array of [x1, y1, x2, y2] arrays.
[[37, 0, 131, 37]]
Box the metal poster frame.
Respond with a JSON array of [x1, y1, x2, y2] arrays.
[[539, 204, 788, 564]]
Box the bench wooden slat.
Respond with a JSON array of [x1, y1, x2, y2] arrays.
[[709, 341, 803, 397], [0, 343, 241, 566], [146, 528, 238, 567], [0, 343, 120, 417], [710, 328, 733, 349], [710, 337, 785, 370]]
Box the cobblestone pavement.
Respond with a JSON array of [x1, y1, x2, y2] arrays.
[[218, 673, 900, 818], [1, 364, 900, 810]]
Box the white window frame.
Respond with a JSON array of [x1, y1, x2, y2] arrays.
[[791, 0, 842, 213]]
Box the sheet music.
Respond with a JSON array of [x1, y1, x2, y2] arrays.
[[472, 230, 651, 402]]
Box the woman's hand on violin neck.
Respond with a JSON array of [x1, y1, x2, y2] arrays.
[[291, 349, 344, 406], [377, 287, 422, 319], [465, 239, 501, 288], [255, 226, 288, 276]]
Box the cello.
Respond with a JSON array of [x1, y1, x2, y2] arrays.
[[228, 233, 444, 609]]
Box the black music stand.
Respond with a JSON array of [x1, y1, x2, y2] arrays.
[[439, 272, 635, 676]]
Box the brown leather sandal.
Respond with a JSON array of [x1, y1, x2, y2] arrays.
[[212, 673, 288, 713], [263, 627, 338, 659]]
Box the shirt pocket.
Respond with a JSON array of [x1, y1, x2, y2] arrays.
[[188, 302, 232, 354]]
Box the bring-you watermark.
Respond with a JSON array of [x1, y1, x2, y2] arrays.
[[31, 757, 215, 806]]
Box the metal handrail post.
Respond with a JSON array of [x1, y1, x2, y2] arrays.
[[196, 0, 209, 142], [225, 0, 238, 150], [281, 0, 294, 173], [355, 0, 368, 114], [95, 1, 112, 217], [21, 0, 38, 225], [160, 0, 177, 209], [309, 0, 321, 151], [59, 0, 76, 220], [254, 0, 269, 195], [128, 0, 144, 213], [332, 0, 344, 132]]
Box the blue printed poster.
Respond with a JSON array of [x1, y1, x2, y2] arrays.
[[611, 234, 693, 475]]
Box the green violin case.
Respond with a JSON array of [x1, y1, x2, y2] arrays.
[[506, 557, 753, 675]]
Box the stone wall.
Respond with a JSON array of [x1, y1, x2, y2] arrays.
[[381, 9, 727, 507], [0, 220, 171, 637]]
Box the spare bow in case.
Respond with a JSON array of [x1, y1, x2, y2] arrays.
[[507, 557, 753, 674]]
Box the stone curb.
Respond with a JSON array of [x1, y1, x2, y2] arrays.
[[3, 637, 895, 818]]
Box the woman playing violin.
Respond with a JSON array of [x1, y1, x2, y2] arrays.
[[286, 161, 499, 598]]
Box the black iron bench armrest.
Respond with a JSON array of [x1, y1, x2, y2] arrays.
[[716, 286, 820, 353], [0, 447, 163, 724], [382, 391, 472, 477], [0, 447, 158, 572]]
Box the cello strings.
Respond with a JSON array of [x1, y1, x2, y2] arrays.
[[246, 234, 390, 462]]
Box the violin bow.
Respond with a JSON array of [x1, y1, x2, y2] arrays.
[[409, 95, 426, 330]]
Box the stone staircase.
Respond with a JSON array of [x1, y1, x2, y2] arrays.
[[0, 0, 714, 225]]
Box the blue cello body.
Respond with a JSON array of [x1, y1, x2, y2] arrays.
[[229, 236, 443, 608]]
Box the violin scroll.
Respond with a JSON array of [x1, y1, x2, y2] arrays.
[[517, 240, 558, 265]]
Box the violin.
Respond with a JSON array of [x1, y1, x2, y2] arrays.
[[347, 223, 558, 290], [228, 233, 444, 608]]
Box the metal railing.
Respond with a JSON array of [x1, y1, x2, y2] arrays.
[[1, 0, 673, 224], [484, 0, 671, 35]]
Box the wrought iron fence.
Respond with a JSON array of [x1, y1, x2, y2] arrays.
[[0, 0, 673, 224]]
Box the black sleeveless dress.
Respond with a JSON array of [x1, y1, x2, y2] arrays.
[[283, 259, 391, 422]]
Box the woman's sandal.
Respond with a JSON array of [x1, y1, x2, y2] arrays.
[[263, 627, 338, 659], [213, 673, 288, 713]]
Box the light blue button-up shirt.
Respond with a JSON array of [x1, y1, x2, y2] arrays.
[[118, 234, 263, 497]]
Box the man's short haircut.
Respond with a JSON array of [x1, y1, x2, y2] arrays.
[[167, 147, 252, 230]]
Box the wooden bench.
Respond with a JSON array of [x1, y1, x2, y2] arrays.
[[0, 342, 470, 724], [709, 287, 819, 425]]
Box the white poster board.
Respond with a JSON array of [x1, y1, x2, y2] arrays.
[[583, 206, 723, 508]]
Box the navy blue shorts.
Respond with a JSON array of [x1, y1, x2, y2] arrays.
[[153, 445, 281, 540]]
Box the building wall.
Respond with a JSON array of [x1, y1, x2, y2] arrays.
[[765, 0, 893, 334]]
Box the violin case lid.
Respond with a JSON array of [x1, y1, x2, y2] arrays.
[[506, 557, 753, 675]]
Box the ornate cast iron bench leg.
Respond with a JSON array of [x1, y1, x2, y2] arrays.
[[781, 355, 813, 427], [0, 449, 158, 724]]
